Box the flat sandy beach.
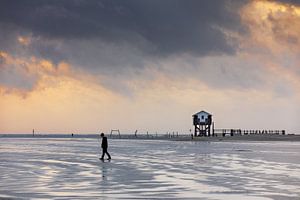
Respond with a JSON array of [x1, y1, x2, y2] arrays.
[[1, 138, 300, 199]]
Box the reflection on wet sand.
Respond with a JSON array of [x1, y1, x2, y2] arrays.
[[0, 138, 299, 199]]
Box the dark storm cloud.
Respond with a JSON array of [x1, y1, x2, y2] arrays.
[[0, 0, 246, 57], [0, 0, 255, 95]]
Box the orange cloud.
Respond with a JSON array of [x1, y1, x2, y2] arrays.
[[240, 0, 300, 53], [239, 0, 300, 93], [0, 50, 73, 95]]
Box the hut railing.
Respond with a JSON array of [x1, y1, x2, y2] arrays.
[[213, 129, 285, 137]]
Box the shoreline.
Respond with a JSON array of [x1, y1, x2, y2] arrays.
[[1, 133, 300, 142]]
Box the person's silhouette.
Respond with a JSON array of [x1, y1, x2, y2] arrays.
[[100, 133, 111, 160]]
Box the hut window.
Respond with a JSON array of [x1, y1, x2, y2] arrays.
[[201, 115, 204, 119]]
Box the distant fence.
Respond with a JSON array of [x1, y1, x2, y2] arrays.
[[213, 129, 285, 137], [108, 131, 188, 140], [107, 129, 286, 139]]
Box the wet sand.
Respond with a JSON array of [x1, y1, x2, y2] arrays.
[[0, 138, 300, 199]]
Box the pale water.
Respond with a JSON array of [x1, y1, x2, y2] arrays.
[[0, 138, 299, 199]]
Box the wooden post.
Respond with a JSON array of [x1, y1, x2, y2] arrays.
[[134, 130, 138, 138]]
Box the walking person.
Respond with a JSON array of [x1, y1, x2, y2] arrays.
[[100, 133, 111, 160]]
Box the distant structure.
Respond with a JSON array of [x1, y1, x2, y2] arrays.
[[192, 110, 285, 137], [193, 111, 213, 137], [110, 129, 121, 138], [134, 130, 138, 137]]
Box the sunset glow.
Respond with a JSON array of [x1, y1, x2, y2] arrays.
[[1, 0, 299, 134]]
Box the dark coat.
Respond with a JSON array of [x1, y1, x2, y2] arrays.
[[101, 137, 108, 149]]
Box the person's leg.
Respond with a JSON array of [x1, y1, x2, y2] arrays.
[[100, 148, 105, 159], [103, 148, 111, 160], [106, 150, 111, 160]]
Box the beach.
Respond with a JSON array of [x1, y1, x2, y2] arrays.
[[1, 1, 300, 199], [0, 137, 299, 199]]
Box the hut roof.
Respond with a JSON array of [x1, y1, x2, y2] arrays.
[[193, 110, 212, 116]]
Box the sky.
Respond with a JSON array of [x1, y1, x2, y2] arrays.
[[0, 0, 300, 134]]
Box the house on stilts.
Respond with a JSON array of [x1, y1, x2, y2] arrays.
[[193, 111, 213, 137]]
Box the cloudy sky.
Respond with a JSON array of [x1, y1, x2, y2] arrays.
[[1, 0, 300, 134]]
